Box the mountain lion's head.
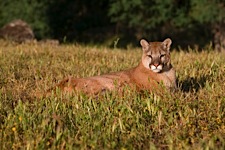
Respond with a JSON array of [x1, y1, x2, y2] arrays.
[[140, 38, 172, 73]]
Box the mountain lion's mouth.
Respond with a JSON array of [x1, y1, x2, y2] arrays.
[[151, 69, 161, 73]]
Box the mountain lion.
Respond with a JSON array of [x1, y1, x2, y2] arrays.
[[45, 38, 177, 96]]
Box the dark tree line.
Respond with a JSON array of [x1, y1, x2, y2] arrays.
[[0, 0, 224, 50]]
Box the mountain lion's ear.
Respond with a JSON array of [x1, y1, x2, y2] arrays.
[[140, 39, 150, 52], [162, 38, 172, 51]]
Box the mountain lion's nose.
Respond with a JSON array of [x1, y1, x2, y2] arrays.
[[153, 63, 159, 67]]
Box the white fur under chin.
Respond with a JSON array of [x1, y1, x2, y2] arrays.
[[151, 65, 163, 73]]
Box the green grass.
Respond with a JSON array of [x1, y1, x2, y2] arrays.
[[0, 40, 225, 149]]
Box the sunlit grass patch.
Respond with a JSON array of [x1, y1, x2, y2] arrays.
[[0, 40, 224, 149]]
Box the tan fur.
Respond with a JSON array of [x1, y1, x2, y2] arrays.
[[45, 38, 177, 96]]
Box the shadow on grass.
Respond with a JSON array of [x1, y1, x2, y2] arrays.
[[178, 75, 208, 93]]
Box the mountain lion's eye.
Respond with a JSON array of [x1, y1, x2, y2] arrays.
[[147, 55, 152, 59], [160, 54, 165, 58]]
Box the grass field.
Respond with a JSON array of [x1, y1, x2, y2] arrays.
[[0, 40, 224, 149]]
